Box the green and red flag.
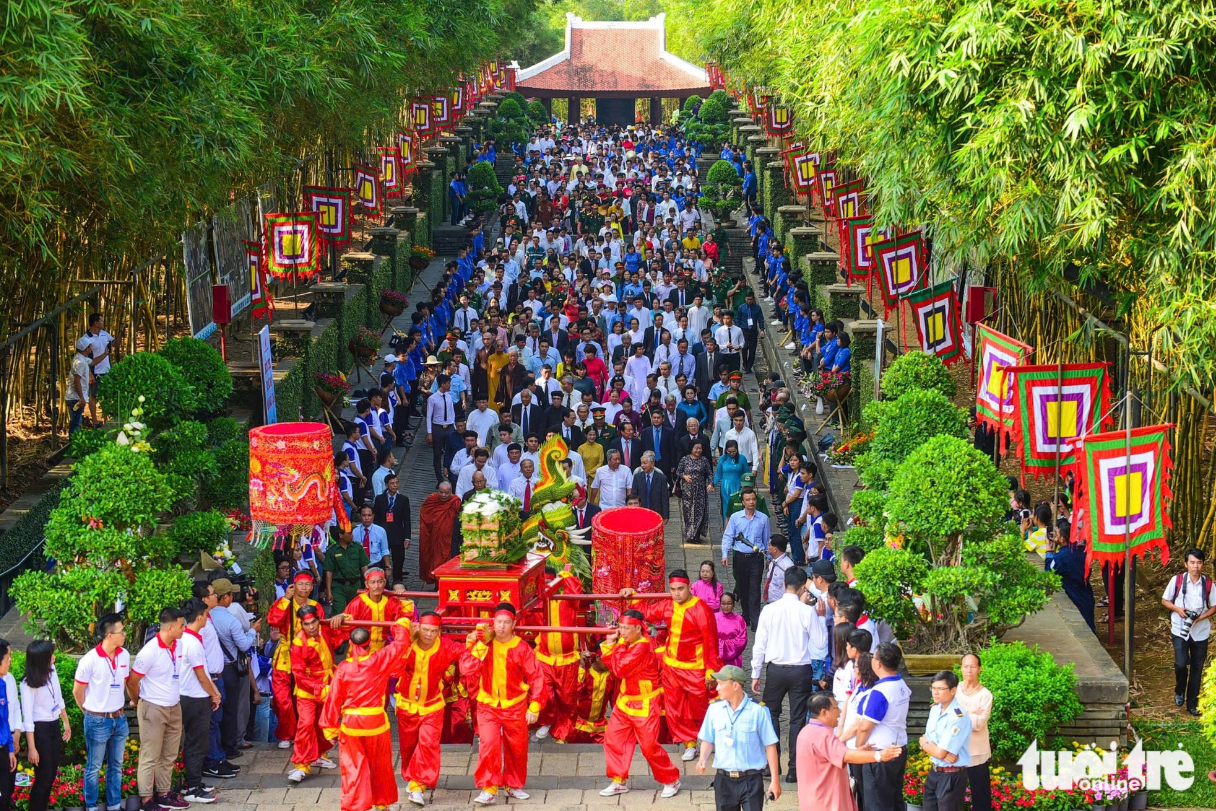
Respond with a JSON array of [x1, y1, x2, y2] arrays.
[[380, 148, 404, 198], [1073, 425, 1174, 570], [788, 150, 819, 194], [844, 217, 890, 280], [304, 186, 351, 246], [765, 103, 794, 136], [431, 94, 452, 129], [411, 100, 432, 134], [831, 180, 866, 221], [1006, 363, 1113, 480], [245, 240, 273, 320], [816, 165, 838, 213], [873, 231, 926, 312], [973, 324, 1033, 439], [353, 164, 380, 216], [901, 280, 963, 365], [263, 213, 319, 281]]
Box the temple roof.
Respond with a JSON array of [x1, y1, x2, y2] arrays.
[[516, 14, 710, 97]]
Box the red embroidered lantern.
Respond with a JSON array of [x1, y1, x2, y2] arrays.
[[592, 507, 665, 619], [248, 422, 344, 544]]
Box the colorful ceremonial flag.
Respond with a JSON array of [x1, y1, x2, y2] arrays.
[[1073, 425, 1174, 570], [353, 164, 380, 215], [1006, 363, 1114, 479], [412, 100, 431, 134], [245, 240, 272, 319], [431, 94, 452, 129], [263, 213, 319, 280], [817, 165, 838, 212], [789, 151, 819, 194], [766, 104, 794, 136], [844, 217, 890, 280], [504, 65, 517, 92], [380, 148, 404, 198], [832, 180, 866, 220], [901, 280, 963, 365], [874, 231, 926, 310], [304, 186, 351, 246], [974, 324, 1034, 437], [450, 85, 465, 117], [397, 132, 416, 169]]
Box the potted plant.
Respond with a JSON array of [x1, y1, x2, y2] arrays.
[[903, 747, 929, 811], [379, 288, 409, 316], [348, 326, 382, 361], [314, 371, 352, 406], [408, 245, 435, 270]]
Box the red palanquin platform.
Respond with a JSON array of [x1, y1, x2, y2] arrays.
[[592, 507, 665, 618], [431, 553, 548, 621]]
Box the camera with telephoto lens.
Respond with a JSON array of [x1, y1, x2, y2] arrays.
[[1181, 609, 1202, 640]]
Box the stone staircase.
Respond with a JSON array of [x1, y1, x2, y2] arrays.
[[494, 154, 516, 190], [723, 226, 750, 276], [432, 224, 470, 257]]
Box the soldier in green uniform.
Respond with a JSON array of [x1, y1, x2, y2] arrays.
[[726, 473, 771, 519], [714, 371, 753, 412], [590, 405, 618, 451], [324, 528, 370, 610], [711, 223, 732, 261]]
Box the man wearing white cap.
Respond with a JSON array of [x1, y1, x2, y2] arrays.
[[67, 336, 93, 434]]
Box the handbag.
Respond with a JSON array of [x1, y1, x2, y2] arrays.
[[216, 629, 252, 677]]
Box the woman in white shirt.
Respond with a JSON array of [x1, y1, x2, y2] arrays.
[[837, 649, 878, 810], [956, 653, 994, 811], [20, 640, 71, 811]]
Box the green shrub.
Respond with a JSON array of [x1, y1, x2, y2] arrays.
[[125, 568, 193, 628], [974, 640, 1083, 761], [502, 91, 527, 111], [97, 352, 194, 428], [854, 390, 968, 488], [881, 350, 957, 400], [525, 99, 548, 125], [852, 546, 927, 633], [159, 336, 233, 415], [10, 650, 85, 763], [682, 94, 702, 113], [466, 160, 503, 215], [841, 489, 890, 552], [166, 510, 232, 559], [153, 420, 208, 461], [162, 448, 219, 510], [205, 416, 244, 447], [69, 444, 173, 531], [496, 98, 523, 120], [699, 94, 729, 124], [203, 438, 250, 510], [11, 567, 127, 651], [68, 427, 110, 460], [703, 159, 743, 220]]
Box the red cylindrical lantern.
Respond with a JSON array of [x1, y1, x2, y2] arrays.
[[592, 507, 666, 619], [248, 422, 337, 528]]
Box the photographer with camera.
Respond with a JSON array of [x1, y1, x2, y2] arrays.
[[1161, 548, 1216, 716]]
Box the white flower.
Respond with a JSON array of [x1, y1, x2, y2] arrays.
[[138, 395, 146, 403], [116, 431, 129, 446]]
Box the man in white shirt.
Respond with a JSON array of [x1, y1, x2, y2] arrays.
[[84, 313, 113, 422], [495, 444, 523, 490], [724, 412, 761, 474], [1162, 548, 1216, 714], [129, 606, 187, 809], [590, 450, 632, 508], [73, 613, 132, 811], [506, 459, 538, 504], [714, 313, 744, 374], [763, 537, 794, 604], [855, 644, 912, 809], [67, 336, 93, 435], [177, 600, 222, 804], [455, 449, 499, 496], [465, 395, 499, 448], [749, 566, 827, 783], [686, 296, 710, 340]]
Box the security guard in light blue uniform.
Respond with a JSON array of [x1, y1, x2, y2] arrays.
[[918, 670, 972, 811]]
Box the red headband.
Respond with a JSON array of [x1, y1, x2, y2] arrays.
[[419, 615, 443, 628], [494, 609, 516, 620], [668, 576, 690, 585], [293, 572, 315, 584], [618, 615, 643, 627]]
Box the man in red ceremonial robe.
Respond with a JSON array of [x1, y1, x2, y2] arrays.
[[534, 566, 582, 742], [620, 569, 721, 760], [320, 619, 411, 811], [460, 603, 545, 805], [266, 571, 324, 748], [598, 609, 683, 797], [561, 657, 616, 744], [286, 605, 341, 785], [441, 664, 477, 744], [395, 612, 467, 806], [329, 568, 411, 651]]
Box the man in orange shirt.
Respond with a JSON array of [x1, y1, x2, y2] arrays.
[[266, 571, 324, 748], [598, 609, 683, 797], [395, 612, 467, 806], [460, 603, 545, 805], [534, 567, 582, 742], [621, 569, 721, 760], [329, 568, 412, 651], [320, 619, 411, 811], [286, 605, 341, 785]]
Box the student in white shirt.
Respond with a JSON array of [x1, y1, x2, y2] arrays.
[[130, 606, 187, 810], [21, 640, 72, 811], [178, 600, 222, 804], [73, 613, 132, 811]]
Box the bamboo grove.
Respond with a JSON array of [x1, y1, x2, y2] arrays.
[[0, 0, 537, 434], [670, 0, 1216, 554]]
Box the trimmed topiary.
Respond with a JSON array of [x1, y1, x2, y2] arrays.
[[159, 336, 233, 415], [881, 350, 957, 401]]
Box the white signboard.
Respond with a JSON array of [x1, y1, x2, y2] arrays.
[[258, 325, 277, 424]]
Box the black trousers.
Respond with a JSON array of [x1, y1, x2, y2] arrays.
[[219, 663, 243, 759], [357, 448, 375, 505], [29, 721, 62, 811], [923, 769, 968, 811], [1173, 634, 1209, 710], [966, 762, 991, 811], [431, 424, 453, 484], [180, 695, 212, 790], [0, 744, 13, 811], [713, 771, 765, 811], [850, 763, 866, 811], [741, 329, 759, 372], [733, 551, 763, 629], [762, 663, 813, 775], [861, 747, 907, 811], [721, 352, 742, 374], [388, 538, 406, 582]]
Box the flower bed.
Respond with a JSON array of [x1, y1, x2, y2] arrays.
[[10, 733, 182, 810]]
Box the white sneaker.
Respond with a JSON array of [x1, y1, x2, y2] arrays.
[[287, 768, 306, 784], [680, 746, 698, 761], [770, 320, 783, 327], [277, 740, 293, 750], [600, 782, 630, 797], [784, 342, 796, 350], [661, 781, 682, 799], [534, 725, 550, 740], [505, 788, 530, 800], [473, 791, 497, 805], [409, 790, 426, 806], [313, 757, 337, 770]]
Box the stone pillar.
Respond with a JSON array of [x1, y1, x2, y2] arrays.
[[804, 250, 840, 287], [453, 127, 473, 169], [392, 206, 419, 235], [846, 320, 880, 362], [788, 226, 821, 259], [412, 160, 437, 248], [569, 95, 582, 124], [440, 133, 462, 175], [426, 144, 451, 222], [745, 133, 766, 163], [775, 204, 806, 243], [650, 96, 662, 124], [824, 283, 863, 323], [763, 162, 788, 214], [369, 225, 400, 293]]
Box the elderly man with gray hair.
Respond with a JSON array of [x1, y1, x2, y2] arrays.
[[630, 451, 669, 519]]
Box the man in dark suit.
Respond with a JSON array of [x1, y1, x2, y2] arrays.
[[640, 408, 677, 483], [695, 338, 723, 406], [511, 389, 543, 439], [677, 418, 712, 460], [611, 333, 635, 366], [630, 454, 669, 520], [556, 410, 585, 450], [666, 278, 693, 310], [372, 474, 411, 583], [609, 422, 642, 471], [545, 315, 570, 355], [642, 315, 667, 358], [571, 488, 600, 553]]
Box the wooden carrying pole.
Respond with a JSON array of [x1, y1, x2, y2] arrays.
[[342, 620, 617, 634]]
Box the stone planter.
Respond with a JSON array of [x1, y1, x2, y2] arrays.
[[902, 653, 963, 675]]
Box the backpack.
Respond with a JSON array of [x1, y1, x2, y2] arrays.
[[1174, 573, 1211, 610]]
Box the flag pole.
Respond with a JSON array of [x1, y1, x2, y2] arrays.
[[1123, 388, 1134, 681], [1053, 358, 1064, 515]]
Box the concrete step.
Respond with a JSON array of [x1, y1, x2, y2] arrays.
[[433, 224, 471, 256]]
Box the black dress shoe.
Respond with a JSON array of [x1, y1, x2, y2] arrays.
[[784, 774, 797, 783], [1176, 694, 1185, 706]]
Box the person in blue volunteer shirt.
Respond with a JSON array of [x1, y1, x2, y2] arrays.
[[624, 244, 642, 273], [854, 643, 911, 811], [818, 322, 841, 372], [831, 334, 852, 375], [741, 162, 757, 207], [918, 670, 972, 811]]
